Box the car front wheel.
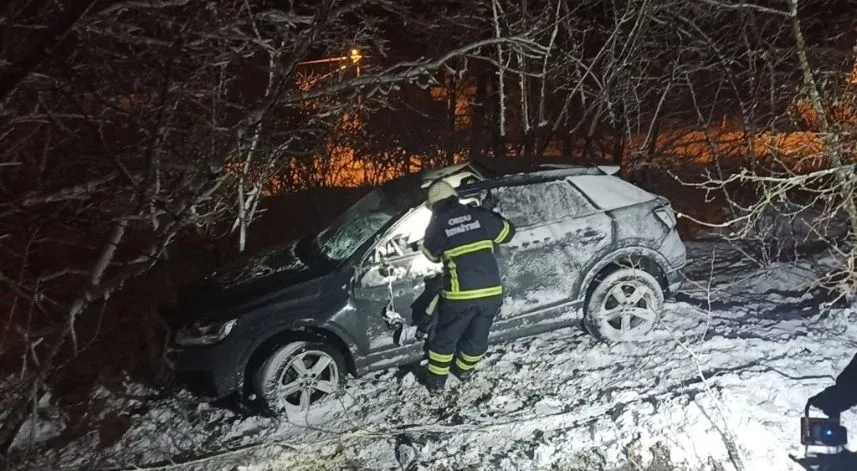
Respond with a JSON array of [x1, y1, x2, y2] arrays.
[[253, 340, 345, 414], [584, 267, 665, 343]]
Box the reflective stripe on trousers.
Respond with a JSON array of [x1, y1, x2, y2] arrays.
[[455, 352, 483, 371], [427, 350, 453, 376]]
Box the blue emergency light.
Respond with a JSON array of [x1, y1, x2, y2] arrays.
[[802, 416, 848, 447]]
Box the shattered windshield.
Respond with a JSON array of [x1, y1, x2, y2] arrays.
[[314, 188, 398, 262]]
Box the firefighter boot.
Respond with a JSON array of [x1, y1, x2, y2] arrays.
[[452, 363, 473, 383], [422, 370, 446, 396]]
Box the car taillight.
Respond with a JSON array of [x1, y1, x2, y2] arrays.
[[654, 206, 677, 229]]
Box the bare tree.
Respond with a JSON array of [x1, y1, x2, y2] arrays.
[[0, 0, 547, 455], [669, 0, 856, 288]]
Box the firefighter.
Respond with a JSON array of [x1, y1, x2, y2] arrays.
[[808, 351, 857, 418], [417, 179, 515, 394]]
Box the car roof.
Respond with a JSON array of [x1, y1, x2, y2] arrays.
[[568, 174, 657, 210], [458, 165, 619, 192], [458, 169, 657, 210], [387, 160, 655, 211], [412, 159, 620, 187]]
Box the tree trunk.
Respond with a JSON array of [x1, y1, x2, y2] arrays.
[[612, 132, 624, 167], [788, 0, 857, 285], [491, 0, 506, 158], [494, 131, 507, 160], [469, 67, 488, 161], [490, 70, 506, 159], [581, 135, 593, 163], [447, 70, 457, 165], [642, 117, 661, 185], [523, 130, 535, 157], [562, 130, 574, 162]]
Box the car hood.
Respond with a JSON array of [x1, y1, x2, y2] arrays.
[[174, 241, 328, 323], [208, 241, 310, 287]]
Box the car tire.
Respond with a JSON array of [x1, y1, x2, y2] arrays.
[[584, 267, 665, 343], [252, 340, 346, 415]]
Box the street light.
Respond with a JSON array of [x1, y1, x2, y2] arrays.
[[298, 48, 363, 76], [350, 48, 362, 77], [298, 48, 363, 66], [349, 49, 363, 64]]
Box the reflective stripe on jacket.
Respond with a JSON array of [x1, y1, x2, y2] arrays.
[[421, 197, 515, 301]]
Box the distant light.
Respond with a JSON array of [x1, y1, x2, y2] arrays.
[[350, 48, 362, 63]]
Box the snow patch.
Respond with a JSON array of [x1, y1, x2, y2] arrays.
[[8, 391, 67, 451], [21, 241, 857, 471]]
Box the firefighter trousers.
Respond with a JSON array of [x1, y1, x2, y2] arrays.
[[426, 296, 502, 388]]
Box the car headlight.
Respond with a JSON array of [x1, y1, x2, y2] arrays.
[[173, 319, 237, 346]]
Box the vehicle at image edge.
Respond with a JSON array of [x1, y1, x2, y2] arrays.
[[165, 161, 687, 414]]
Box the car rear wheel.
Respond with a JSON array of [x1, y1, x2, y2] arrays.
[[584, 268, 664, 343], [253, 340, 346, 414]]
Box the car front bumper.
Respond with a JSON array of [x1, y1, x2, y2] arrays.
[[665, 266, 685, 296], [166, 339, 244, 399]]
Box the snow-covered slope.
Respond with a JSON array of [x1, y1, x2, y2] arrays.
[[11, 240, 857, 471]]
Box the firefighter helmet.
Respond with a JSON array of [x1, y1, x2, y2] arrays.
[[426, 180, 458, 207]]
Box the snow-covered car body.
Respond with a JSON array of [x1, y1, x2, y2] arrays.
[[167, 162, 686, 401]]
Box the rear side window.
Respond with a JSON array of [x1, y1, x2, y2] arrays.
[[490, 180, 594, 227], [569, 175, 655, 210]]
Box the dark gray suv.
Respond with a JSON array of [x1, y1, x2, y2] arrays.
[[167, 162, 686, 413]]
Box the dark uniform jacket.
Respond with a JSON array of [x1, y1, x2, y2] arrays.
[[811, 351, 857, 417], [421, 197, 515, 301]]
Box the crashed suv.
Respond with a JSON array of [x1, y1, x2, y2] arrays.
[[168, 162, 687, 413]]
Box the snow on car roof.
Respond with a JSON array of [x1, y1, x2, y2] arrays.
[[569, 174, 656, 210], [538, 163, 621, 175], [417, 161, 619, 192], [457, 166, 612, 195]]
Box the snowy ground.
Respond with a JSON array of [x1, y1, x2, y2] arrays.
[[10, 239, 857, 471]]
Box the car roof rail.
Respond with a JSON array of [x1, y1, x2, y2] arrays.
[[535, 163, 620, 176], [456, 165, 618, 195]]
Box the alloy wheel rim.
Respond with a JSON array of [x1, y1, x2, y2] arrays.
[[596, 280, 659, 338], [279, 350, 339, 410]]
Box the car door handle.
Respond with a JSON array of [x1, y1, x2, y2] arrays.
[[579, 231, 605, 243]]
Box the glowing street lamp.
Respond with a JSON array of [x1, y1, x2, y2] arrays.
[[298, 48, 362, 66], [298, 48, 364, 78], [349, 49, 363, 64], [350, 48, 362, 77]]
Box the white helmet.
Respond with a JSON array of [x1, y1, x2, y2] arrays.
[[426, 180, 458, 207]]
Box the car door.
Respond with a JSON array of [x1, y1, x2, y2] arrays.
[[556, 184, 614, 301], [351, 205, 442, 355], [487, 179, 612, 330]]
